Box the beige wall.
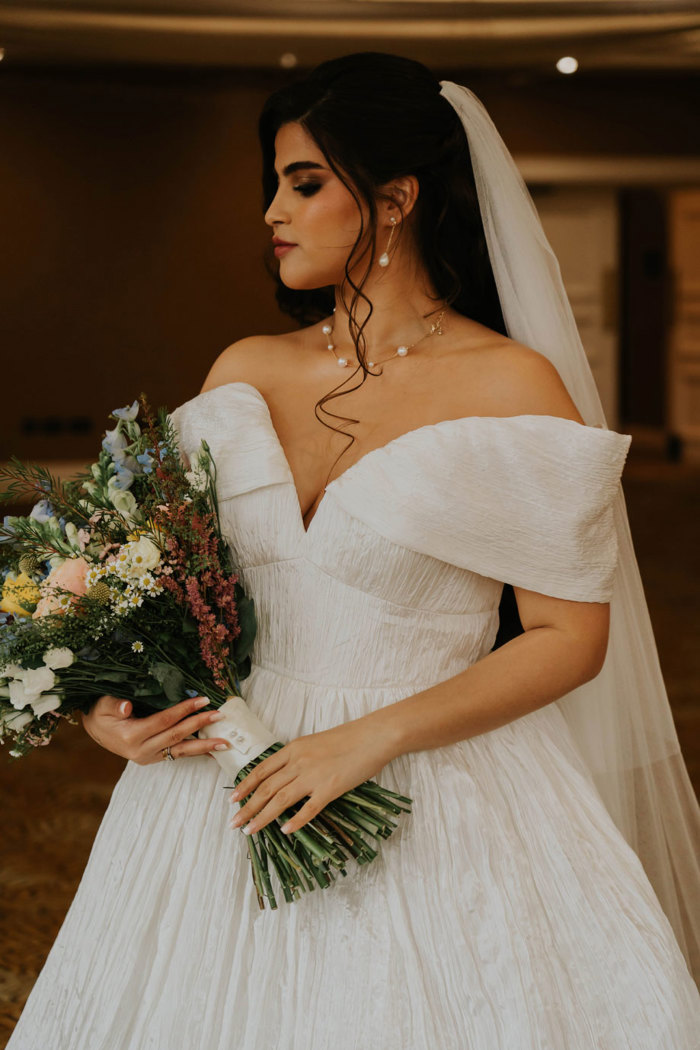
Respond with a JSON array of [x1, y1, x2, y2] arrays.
[[1, 65, 698, 465]]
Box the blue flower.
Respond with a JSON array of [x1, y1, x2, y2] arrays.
[[102, 426, 128, 457], [1, 516, 17, 544], [109, 464, 135, 490], [184, 689, 199, 698], [136, 452, 155, 475], [112, 400, 140, 422], [29, 499, 54, 523]]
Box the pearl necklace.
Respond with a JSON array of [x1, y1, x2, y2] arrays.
[[322, 305, 448, 369]]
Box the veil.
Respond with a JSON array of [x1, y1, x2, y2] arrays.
[[439, 80, 700, 985]]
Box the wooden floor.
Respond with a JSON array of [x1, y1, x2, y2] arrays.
[[1, 452, 699, 1045]]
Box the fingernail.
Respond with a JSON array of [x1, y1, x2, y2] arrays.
[[119, 701, 129, 715], [230, 789, 240, 800], [209, 712, 225, 722], [242, 824, 255, 835], [280, 822, 292, 834], [212, 743, 230, 751], [194, 697, 209, 709]]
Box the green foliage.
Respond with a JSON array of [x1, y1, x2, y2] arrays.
[[149, 661, 186, 703]]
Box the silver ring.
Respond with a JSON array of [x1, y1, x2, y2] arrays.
[[161, 745, 176, 762]]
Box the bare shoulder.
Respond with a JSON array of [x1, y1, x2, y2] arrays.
[[198, 333, 294, 395], [468, 337, 585, 425]]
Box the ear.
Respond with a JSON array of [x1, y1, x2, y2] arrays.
[[379, 174, 420, 224]]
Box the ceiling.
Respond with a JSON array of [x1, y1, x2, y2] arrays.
[[0, 1, 699, 72]]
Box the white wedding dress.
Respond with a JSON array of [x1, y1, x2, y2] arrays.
[[8, 381, 700, 1050]]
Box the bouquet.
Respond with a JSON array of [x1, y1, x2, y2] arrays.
[[0, 393, 412, 909]]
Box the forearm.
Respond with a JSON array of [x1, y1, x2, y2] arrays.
[[361, 626, 602, 760]]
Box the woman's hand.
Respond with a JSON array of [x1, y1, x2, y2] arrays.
[[80, 695, 231, 765], [227, 717, 395, 836]]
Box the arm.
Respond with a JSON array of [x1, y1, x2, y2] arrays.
[[228, 590, 610, 836], [224, 344, 616, 835], [365, 342, 610, 759], [361, 589, 610, 761]]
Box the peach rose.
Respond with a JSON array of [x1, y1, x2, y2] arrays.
[[32, 556, 90, 618]]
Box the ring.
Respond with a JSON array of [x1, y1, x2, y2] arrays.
[[161, 745, 176, 762]]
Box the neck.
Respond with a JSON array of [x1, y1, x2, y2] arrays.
[[331, 269, 448, 358]]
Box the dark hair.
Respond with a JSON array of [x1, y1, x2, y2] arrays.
[[259, 52, 522, 646], [258, 50, 506, 463]]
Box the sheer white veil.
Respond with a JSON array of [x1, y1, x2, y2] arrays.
[[439, 80, 700, 984]]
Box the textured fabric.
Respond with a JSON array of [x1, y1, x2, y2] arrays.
[[439, 77, 700, 980], [8, 381, 700, 1050]]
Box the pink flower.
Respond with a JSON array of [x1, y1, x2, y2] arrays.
[[32, 556, 90, 618], [98, 543, 121, 562], [76, 528, 91, 551]]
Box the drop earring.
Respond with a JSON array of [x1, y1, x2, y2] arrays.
[[378, 216, 398, 268]]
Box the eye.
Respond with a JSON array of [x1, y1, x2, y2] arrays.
[[294, 183, 321, 197]]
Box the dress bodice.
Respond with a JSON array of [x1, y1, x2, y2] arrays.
[[169, 382, 632, 690], [12, 385, 700, 1050]]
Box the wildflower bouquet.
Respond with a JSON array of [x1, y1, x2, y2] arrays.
[[0, 394, 412, 909]]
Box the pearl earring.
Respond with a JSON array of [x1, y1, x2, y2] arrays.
[[378, 217, 398, 268]]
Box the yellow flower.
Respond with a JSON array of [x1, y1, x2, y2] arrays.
[[1, 571, 42, 617]]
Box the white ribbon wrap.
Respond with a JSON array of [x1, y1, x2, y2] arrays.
[[197, 696, 279, 779]]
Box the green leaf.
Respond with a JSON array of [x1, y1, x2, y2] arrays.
[[149, 661, 185, 703], [232, 595, 256, 663], [96, 670, 129, 683]]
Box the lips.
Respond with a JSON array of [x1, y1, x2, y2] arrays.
[[272, 238, 296, 247]]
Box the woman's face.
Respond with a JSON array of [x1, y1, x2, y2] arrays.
[[264, 121, 369, 290]]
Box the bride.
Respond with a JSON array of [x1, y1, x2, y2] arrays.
[[8, 51, 700, 1049]]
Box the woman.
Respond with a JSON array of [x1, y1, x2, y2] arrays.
[[8, 51, 700, 1049]]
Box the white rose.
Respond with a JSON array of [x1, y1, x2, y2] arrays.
[[0, 662, 24, 679], [31, 693, 62, 717], [3, 709, 33, 731], [107, 485, 138, 522], [9, 678, 31, 709], [9, 665, 56, 706], [43, 647, 75, 670], [127, 536, 161, 576]]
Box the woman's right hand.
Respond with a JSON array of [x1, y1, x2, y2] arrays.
[[80, 695, 230, 765]]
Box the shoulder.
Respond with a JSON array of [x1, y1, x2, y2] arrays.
[[198, 332, 298, 395], [465, 337, 585, 425]]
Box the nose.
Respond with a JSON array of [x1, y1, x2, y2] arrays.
[[264, 187, 288, 228]]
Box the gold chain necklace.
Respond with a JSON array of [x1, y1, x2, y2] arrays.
[[322, 306, 448, 370]]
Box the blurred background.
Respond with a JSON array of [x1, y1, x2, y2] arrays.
[[0, 1, 699, 1042]]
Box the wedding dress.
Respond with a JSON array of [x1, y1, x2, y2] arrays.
[[7, 379, 700, 1050]]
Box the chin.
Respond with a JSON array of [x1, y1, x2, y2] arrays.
[[279, 264, 343, 291]]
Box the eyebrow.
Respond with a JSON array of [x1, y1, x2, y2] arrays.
[[276, 161, 327, 178]]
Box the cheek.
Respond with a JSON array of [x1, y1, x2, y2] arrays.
[[303, 190, 364, 250]]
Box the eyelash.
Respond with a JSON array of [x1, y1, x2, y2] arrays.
[[293, 183, 321, 197]]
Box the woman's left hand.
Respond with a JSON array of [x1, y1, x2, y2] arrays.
[[227, 717, 396, 836]]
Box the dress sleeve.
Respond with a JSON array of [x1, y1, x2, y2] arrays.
[[329, 414, 633, 603], [167, 385, 290, 501]]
